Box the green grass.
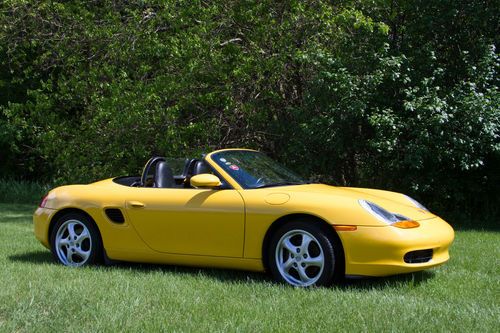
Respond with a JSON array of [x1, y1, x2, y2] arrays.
[[0, 179, 50, 205], [0, 203, 498, 332]]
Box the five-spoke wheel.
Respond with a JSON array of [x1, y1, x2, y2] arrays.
[[268, 221, 343, 287], [50, 213, 102, 267]]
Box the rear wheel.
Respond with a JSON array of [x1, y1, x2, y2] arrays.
[[50, 213, 102, 267], [268, 221, 342, 287]]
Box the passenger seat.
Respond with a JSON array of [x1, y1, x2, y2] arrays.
[[155, 161, 176, 188]]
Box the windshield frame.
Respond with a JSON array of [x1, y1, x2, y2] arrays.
[[206, 149, 308, 190]]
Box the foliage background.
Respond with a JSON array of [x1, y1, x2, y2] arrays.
[[0, 0, 498, 226]]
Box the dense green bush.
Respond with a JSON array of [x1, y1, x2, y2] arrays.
[[0, 179, 49, 204], [0, 0, 498, 225]]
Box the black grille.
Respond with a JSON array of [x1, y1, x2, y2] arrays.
[[404, 249, 433, 263], [105, 208, 125, 223]]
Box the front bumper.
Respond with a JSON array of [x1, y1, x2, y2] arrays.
[[338, 217, 454, 276], [33, 207, 57, 249]]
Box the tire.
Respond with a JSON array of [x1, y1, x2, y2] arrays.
[[268, 220, 343, 287], [50, 212, 102, 267]]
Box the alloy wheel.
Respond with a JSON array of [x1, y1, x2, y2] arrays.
[[275, 229, 325, 286], [55, 219, 92, 266]]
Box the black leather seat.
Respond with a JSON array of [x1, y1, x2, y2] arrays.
[[155, 161, 175, 188], [193, 160, 211, 175]]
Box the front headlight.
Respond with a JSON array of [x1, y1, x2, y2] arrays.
[[359, 200, 406, 223], [359, 200, 420, 228], [404, 195, 429, 211]]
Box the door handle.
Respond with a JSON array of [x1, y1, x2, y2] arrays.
[[128, 201, 145, 208]]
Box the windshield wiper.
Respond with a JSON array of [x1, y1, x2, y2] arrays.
[[255, 181, 308, 189]]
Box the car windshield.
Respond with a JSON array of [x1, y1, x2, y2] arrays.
[[210, 150, 308, 189]]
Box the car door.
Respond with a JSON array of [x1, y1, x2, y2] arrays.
[[124, 187, 245, 258]]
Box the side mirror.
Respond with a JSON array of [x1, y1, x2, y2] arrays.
[[190, 174, 222, 189]]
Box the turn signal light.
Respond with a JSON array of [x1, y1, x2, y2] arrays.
[[392, 221, 420, 229], [333, 225, 357, 231]]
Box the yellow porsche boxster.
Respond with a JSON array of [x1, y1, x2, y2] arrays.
[[34, 148, 454, 287]]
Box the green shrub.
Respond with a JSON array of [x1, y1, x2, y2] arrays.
[[0, 179, 50, 204], [0, 0, 498, 225]]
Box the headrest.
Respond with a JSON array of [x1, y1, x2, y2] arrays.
[[194, 160, 211, 175]]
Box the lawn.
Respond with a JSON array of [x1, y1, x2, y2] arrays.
[[0, 203, 498, 332]]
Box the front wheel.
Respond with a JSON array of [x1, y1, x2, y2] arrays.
[[50, 213, 102, 267], [268, 221, 343, 287]]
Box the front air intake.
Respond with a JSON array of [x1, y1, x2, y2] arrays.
[[105, 208, 125, 224], [404, 249, 433, 263]]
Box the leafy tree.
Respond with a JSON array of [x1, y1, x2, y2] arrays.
[[0, 0, 498, 224]]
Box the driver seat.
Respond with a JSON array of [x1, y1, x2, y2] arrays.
[[193, 160, 211, 175], [155, 161, 175, 188]]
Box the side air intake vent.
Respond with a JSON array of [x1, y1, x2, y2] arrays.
[[105, 208, 125, 224]]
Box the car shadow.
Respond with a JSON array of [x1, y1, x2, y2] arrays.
[[9, 250, 54, 264], [7, 250, 269, 284], [339, 270, 435, 290], [114, 261, 271, 284], [9, 250, 434, 289]]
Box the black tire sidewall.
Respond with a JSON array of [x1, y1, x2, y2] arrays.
[[268, 221, 340, 287], [50, 212, 102, 266]]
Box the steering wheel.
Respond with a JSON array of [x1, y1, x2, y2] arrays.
[[140, 156, 166, 187], [254, 177, 268, 187], [130, 180, 142, 187]]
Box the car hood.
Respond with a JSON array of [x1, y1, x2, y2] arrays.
[[258, 183, 436, 225]]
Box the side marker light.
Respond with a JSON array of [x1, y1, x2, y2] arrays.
[[333, 225, 357, 231]]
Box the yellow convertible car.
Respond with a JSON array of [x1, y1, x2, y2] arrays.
[[34, 149, 454, 287]]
